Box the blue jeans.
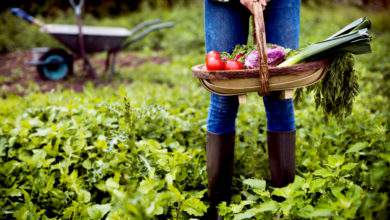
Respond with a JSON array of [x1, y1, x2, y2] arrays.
[[205, 0, 300, 134]]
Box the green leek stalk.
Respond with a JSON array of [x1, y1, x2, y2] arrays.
[[278, 17, 371, 67]]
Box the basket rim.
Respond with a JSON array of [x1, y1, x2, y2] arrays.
[[192, 59, 329, 80]]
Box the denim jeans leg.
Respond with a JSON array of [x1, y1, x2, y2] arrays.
[[205, 0, 250, 134], [263, 0, 300, 132]]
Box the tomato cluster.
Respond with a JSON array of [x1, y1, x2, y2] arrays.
[[205, 51, 244, 71]]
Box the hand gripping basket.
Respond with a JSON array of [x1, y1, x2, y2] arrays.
[[192, 0, 328, 97]]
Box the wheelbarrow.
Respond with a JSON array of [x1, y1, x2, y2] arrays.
[[10, 0, 174, 81]]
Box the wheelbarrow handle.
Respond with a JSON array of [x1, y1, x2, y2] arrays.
[[123, 22, 175, 48], [128, 19, 162, 35], [9, 8, 44, 27]]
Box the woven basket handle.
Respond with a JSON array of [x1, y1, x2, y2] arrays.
[[252, 0, 269, 95]]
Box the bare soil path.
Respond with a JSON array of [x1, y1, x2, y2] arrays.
[[0, 50, 168, 96]]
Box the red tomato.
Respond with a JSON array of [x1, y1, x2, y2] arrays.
[[206, 50, 220, 59], [225, 60, 244, 70], [206, 57, 225, 71]]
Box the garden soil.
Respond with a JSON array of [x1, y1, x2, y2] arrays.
[[0, 50, 168, 96]]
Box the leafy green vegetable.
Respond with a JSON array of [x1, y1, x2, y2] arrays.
[[297, 53, 360, 118], [221, 44, 256, 62]]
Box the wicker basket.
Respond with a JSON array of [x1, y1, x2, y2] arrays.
[[192, 1, 328, 97]]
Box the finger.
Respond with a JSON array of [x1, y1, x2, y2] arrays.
[[241, 1, 254, 14], [248, 2, 254, 12], [240, 0, 249, 8], [260, 0, 267, 8]]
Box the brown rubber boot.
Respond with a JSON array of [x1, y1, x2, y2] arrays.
[[205, 132, 235, 220], [267, 131, 296, 188]]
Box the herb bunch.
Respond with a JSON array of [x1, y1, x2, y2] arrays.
[[296, 53, 359, 119]]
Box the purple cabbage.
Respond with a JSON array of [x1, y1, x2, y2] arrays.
[[244, 45, 286, 68], [244, 50, 259, 69], [267, 45, 286, 66]]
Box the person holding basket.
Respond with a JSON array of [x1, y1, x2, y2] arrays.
[[204, 0, 300, 218]]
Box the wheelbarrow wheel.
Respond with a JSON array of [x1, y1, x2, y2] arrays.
[[37, 48, 73, 81]]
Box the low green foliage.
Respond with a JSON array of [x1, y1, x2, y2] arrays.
[[0, 86, 209, 219], [0, 13, 59, 53], [0, 4, 389, 220]]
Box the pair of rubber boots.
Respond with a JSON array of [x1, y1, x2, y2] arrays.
[[205, 131, 295, 220]]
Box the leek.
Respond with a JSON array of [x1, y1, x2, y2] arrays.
[[326, 16, 371, 40], [278, 17, 372, 67]]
